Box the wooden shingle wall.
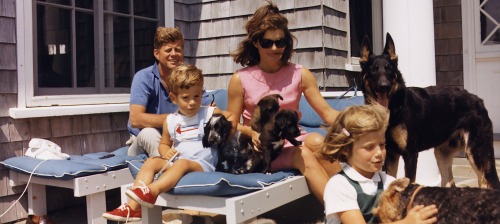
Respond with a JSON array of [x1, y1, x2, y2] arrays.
[[174, 0, 350, 90], [0, 1, 129, 222], [433, 0, 463, 88]]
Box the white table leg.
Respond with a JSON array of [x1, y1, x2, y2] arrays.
[[28, 183, 47, 215], [86, 192, 107, 224], [141, 206, 162, 224]]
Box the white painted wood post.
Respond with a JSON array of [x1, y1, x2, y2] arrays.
[[141, 206, 162, 224], [85, 192, 107, 224], [27, 183, 47, 216], [383, 0, 442, 187]]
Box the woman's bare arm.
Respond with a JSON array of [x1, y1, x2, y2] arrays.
[[301, 66, 340, 125]]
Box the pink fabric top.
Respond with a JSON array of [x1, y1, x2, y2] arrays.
[[239, 63, 303, 126]]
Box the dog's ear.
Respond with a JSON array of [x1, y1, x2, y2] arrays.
[[359, 35, 373, 68], [383, 33, 398, 64], [218, 115, 232, 148], [202, 119, 212, 147], [392, 177, 410, 192], [275, 94, 283, 101], [257, 97, 267, 109]]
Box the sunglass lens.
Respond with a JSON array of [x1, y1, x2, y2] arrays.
[[275, 39, 287, 48], [260, 39, 273, 48]]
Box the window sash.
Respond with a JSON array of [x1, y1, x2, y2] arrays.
[[346, 0, 382, 71], [15, 0, 168, 108], [475, 0, 500, 53]]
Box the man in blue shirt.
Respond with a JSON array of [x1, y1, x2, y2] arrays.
[[127, 27, 212, 157]]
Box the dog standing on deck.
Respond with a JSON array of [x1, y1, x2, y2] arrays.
[[359, 33, 500, 189], [373, 178, 500, 224]]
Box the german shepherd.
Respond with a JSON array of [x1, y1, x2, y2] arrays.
[[359, 33, 500, 189]]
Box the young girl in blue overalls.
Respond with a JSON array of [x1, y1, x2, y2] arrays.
[[315, 104, 438, 224]]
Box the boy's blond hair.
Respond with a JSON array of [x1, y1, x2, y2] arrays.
[[168, 64, 204, 95], [315, 103, 389, 163]]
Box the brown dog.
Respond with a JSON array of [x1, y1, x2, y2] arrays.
[[373, 178, 500, 224], [249, 94, 283, 133]]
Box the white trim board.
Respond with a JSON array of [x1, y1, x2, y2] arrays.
[[9, 104, 130, 119]]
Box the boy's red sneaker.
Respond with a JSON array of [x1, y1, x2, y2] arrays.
[[126, 180, 157, 208], [102, 203, 141, 222]]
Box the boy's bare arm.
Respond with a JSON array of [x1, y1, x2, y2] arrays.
[[158, 118, 178, 160], [213, 107, 237, 138]]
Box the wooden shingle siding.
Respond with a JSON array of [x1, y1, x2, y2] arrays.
[[0, 43, 16, 69], [0, 17, 15, 43], [9, 118, 30, 142], [0, 117, 9, 143], [433, 1, 463, 89], [0, 70, 17, 94], [0, 194, 26, 223], [0, 95, 16, 117], [175, 0, 349, 90], [0, 0, 15, 18]]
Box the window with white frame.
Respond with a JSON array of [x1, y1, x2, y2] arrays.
[[32, 0, 164, 97], [479, 0, 500, 46]]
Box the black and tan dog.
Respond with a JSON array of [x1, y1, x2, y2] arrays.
[[373, 178, 500, 223], [359, 33, 500, 189], [249, 94, 283, 133], [255, 109, 302, 173]]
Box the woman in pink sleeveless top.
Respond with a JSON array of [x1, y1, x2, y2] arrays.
[[227, 1, 342, 205]]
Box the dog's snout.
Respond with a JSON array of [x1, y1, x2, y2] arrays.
[[378, 76, 391, 92]]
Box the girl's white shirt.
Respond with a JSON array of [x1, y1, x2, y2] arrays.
[[324, 164, 396, 224]]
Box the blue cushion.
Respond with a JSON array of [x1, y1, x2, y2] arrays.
[[299, 95, 364, 127], [0, 146, 147, 181], [1, 156, 107, 180], [209, 89, 228, 111], [128, 161, 300, 196]]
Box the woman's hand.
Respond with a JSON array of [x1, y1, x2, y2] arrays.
[[163, 148, 180, 161], [403, 204, 438, 224], [252, 131, 261, 152]]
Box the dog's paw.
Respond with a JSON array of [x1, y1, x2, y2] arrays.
[[290, 140, 302, 147]]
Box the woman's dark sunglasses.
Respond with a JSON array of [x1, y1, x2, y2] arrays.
[[258, 38, 287, 48]]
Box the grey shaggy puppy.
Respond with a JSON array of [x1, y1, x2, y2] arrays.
[[373, 178, 500, 224], [202, 114, 255, 174]]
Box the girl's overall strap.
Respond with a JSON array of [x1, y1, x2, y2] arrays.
[[338, 170, 383, 224]]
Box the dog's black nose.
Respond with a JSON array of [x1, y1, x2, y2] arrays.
[[378, 76, 391, 92]]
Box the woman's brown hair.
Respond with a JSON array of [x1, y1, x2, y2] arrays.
[[231, 0, 296, 67]]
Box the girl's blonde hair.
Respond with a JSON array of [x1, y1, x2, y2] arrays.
[[315, 103, 389, 163], [168, 64, 203, 95]]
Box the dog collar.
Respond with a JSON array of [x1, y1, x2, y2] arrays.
[[406, 185, 425, 212]]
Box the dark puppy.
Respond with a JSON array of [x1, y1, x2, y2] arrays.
[[359, 33, 500, 189], [252, 109, 302, 173], [249, 94, 283, 133], [373, 178, 500, 224], [202, 114, 255, 174]]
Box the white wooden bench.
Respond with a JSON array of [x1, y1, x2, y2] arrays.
[[121, 175, 311, 224], [9, 168, 134, 224]]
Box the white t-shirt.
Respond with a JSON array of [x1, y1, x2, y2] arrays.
[[324, 164, 396, 224]]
